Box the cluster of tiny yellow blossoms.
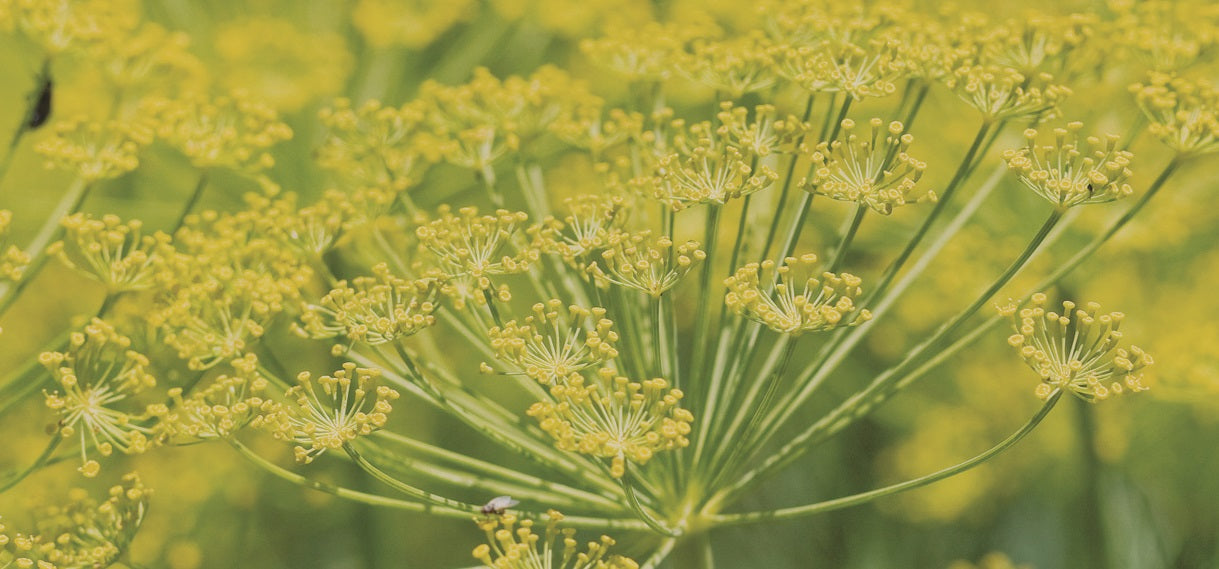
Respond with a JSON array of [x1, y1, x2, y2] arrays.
[[1131, 73, 1219, 156], [946, 65, 1070, 123], [472, 511, 638, 569], [1000, 293, 1152, 402], [588, 232, 705, 297], [1003, 123, 1135, 209], [650, 114, 780, 209], [48, 214, 170, 292], [262, 363, 400, 464], [416, 206, 536, 292], [725, 254, 871, 335], [34, 117, 153, 182], [803, 118, 928, 215], [0, 210, 30, 283], [0, 473, 149, 569], [0, 0, 139, 55], [298, 263, 439, 352], [487, 302, 619, 383], [213, 18, 351, 112], [160, 355, 273, 442], [317, 98, 432, 193], [529, 368, 692, 478], [41, 319, 158, 477], [141, 93, 292, 174]]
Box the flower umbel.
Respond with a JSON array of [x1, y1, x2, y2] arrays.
[[41, 319, 158, 477], [1003, 122, 1134, 209], [1000, 293, 1152, 401], [588, 231, 705, 297], [725, 253, 872, 335], [267, 363, 400, 463], [471, 510, 639, 569], [298, 263, 439, 350], [487, 301, 619, 383], [802, 118, 928, 215], [35, 116, 152, 182], [49, 213, 171, 292]]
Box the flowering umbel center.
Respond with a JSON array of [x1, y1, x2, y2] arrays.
[[1003, 122, 1135, 208], [1000, 293, 1152, 401]]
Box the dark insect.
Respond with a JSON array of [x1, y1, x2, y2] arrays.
[[27, 76, 53, 129], [480, 495, 519, 515], [1086, 182, 1094, 194]]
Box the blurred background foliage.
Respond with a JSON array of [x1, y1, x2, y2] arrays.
[[0, 0, 1217, 568]]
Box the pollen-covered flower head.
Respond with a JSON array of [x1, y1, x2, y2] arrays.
[[946, 65, 1070, 123], [716, 102, 807, 158], [528, 369, 693, 478], [41, 318, 158, 477], [725, 253, 872, 335], [297, 263, 439, 350], [587, 231, 705, 297], [49, 213, 171, 292], [0, 210, 30, 283], [418, 67, 599, 169], [530, 194, 629, 260], [651, 117, 779, 209], [416, 206, 537, 287], [142, 92, 293, 174], [2, 0, 139, 55], [317, 98, 432, 192], [580, 21, 708, 82], [551, 107, 642, 159], [1000, 293, 1152, 402], [214, 17, 351, 112], [1003, 122, 1134, 209], [153, 209, 312, 369], [1, 473, 150, 569], [678, 32, 779, 98], [471, 510, 639, 569], [979, 14, 1096, 81], [801, 118, 928, 215], [772, 36, 907, 99], [487, 301, 619, 383], [1131, 73, 1219, 157], [1111, 0, 1219, 72], [266, 363, 400, 463], [163, 355, 272, 442], [35, 116, 153, 182]]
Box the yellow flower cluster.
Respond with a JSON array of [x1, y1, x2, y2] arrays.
[[298, 263, 439, 351], [0, 0, 139, 55], [49, 213, 170, 292], [0, 210, 30, 283], [1132, 73, 1219, 157], [802, 118, 928, 215], [947, 65, 1070, 123], [0, 473, 149, 569], [317, 98, 433, 193], [587, 231, 705, 297], [472, 510, 638, 569], [724, 253, 871, 335], [1000, 293, 1152, 402], [352, 0, 476, 49], [487, 301, 620, 383], [34, 116, 153, 182], [1003, 123, 1135, 209], [152, 209, 312, 369], [262, 363, 400, 464], [88, 22, 204, 96], [650, 112, 780, 209], [161, 355, 273, 442], [416, 206, 536, 290], [41, 319, 158, 477], [530, 194, 628, 260], [142, 92, 292, 174], [528, 369, 691, 478]]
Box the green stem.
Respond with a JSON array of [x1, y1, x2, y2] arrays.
[[622, 471, 682, 537], [0, 435, 61, 493], [687, 204, 722, 385], [827, 203, 866, 272], [708, 391, 1061, 525], [0, 177, 92, 319], [343, 442, 483, 512], [172, 170, 209, 232], [758, 94, 816, 263]]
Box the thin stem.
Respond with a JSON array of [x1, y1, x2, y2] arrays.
[[687, 204, 723, 385], [623, 470, 682, 537], [759, 94, 816, 263], [708, 391, 1061, 526], [0, 435, 62, 493], [0, 177, 92, 319], [827, 203, 866, 272], [343, 442, 484, 512], [172, 170, 210, 232]]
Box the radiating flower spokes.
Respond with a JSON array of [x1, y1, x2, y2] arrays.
[[297, 263, 439, 351], [1003, 122, 1134, 209], [486, 301, 620, 384], [161, 354, 272, 442], [946, 64, 1070, 123], [587, 231, 705, 297], [999, 293, 1152, 401], [801, 117, 928, 215], [41, 319, 159, 477], [1132, 73, 1219, 157], [725, 253, 872, 335], [415, 206, 537, 290], [50, 213, 172, 292]]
